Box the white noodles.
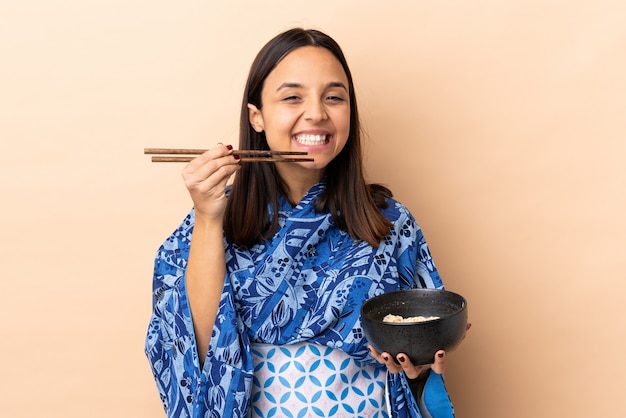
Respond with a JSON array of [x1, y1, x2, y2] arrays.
[[382, 314, 440, 323]]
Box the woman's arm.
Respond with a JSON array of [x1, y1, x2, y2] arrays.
[[186, 214, 228, 365], [181, 144, 240, 365]]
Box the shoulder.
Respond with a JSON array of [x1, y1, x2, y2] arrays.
[[367, 183, 415, 226], [381, 197, 416, 225], [380, 198, 428, 249]]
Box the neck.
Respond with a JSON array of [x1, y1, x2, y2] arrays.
[[276, 165, 324, 204]]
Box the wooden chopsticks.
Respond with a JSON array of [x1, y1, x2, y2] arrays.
[[144, 148, 313, 163]]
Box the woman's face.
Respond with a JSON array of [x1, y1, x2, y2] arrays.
[[248, 46, 351, 174]]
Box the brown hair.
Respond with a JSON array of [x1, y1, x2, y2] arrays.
[[224, 28, 393, 247]]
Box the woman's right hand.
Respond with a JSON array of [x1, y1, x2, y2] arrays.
[[181, 144, 240, 220]]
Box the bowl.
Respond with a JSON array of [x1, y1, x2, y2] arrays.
[[360, 288, 468, 366]]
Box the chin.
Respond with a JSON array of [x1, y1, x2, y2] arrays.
[[294, 160, 328, 172]]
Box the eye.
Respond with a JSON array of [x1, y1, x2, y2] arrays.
[[326, 95, 346, 103], [282, 95, 301, 102]]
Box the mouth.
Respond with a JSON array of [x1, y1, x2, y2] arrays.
[[294, 134, 330, 146]]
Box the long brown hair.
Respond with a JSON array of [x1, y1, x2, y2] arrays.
[[224, 28, 393, 247]]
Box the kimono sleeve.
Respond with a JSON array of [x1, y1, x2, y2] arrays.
[[144, 216, 201, 417], [392, 204, 444, 290], [144, 212, 254, 418], [388, 372, 455, 418], [387, 204, 454, 417]]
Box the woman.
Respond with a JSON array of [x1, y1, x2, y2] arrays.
[[146, 28, 459, 417]]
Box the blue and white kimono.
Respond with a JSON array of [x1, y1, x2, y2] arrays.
[[145, 180, 455, 417]]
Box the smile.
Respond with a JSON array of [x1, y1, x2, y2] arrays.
[[294, 134, 329, 146]]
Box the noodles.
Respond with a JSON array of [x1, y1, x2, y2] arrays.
[[382, 314, 440, 323]]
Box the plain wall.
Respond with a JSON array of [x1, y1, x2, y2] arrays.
[[1, 1, 625, 417]]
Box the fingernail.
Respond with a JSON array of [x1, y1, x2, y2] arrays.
[[226, 144, 233, 150], [398, 356, 405, 363], [382, 355, 389, 361], [367, 346, 372, 353], [438, 352, 444, 358], [233, 154, 240, 160]]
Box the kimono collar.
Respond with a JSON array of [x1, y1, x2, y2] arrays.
[[281, 176, 328, 212]]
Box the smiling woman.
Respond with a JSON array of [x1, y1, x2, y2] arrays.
[[247, 46, 351, 199], [225, 30, 393, 248], [145, 27, 462, 418]]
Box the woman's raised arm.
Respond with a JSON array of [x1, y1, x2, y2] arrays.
[[182, 144, 240, 365]]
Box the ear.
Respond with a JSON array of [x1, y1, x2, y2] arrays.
[[247, 103, 265, 132]]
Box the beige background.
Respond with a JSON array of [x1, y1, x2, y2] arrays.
[[1, 1, 625, 417]]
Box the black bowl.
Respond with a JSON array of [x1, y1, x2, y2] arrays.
[[360, 289, 468, 366]]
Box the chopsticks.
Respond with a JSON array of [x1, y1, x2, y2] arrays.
[[144, 148, 313, 163]]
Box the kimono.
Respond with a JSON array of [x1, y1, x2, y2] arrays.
[[145, 180, 455, 417]]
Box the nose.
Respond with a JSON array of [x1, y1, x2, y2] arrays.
[[304, 98, 328, 122]]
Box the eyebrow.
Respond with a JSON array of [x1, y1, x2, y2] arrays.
[[276, 81, 349, 92]]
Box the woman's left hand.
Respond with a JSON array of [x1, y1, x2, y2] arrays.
[[368, 322, 470, 378], [367, 347, 446, 379]]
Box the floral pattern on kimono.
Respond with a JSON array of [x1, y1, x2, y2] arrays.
[[145, 180, 454, 417]]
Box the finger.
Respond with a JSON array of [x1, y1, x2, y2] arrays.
[[396, 353, 428, 380], [182, 146, 239, 189], [183, 161, 239, 198], [184, 144, 235, 173], [431, 350, 446, 375], [367, 346, 402, 374], [382, 352, 402, 374], [367, 345, 387, 364]]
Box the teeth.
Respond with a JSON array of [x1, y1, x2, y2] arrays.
[[295, 134, 327, 145]]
